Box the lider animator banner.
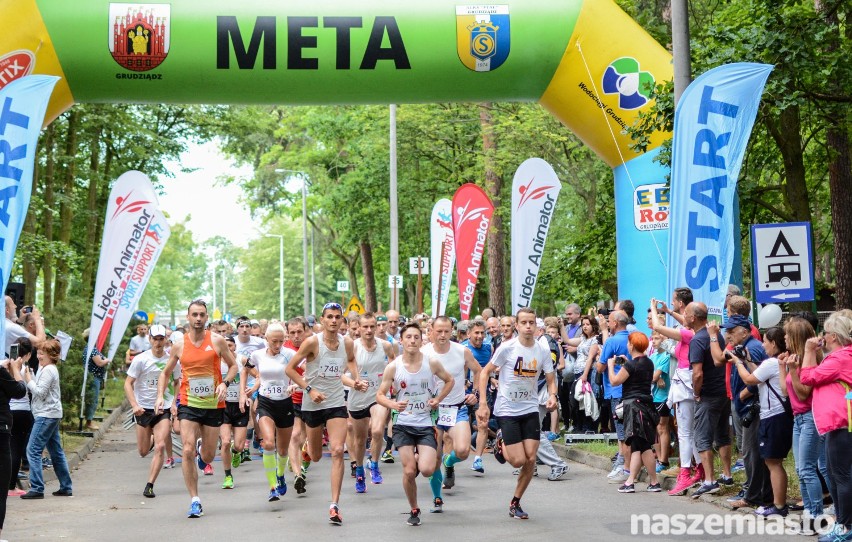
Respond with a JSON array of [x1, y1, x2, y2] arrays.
[[511, 158, 561, 312], [452, 184, 493, 321]]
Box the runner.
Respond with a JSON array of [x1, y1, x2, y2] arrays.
[[234, 316, 266, 459], [124, 325, 173, 498], [285, 317, 311, 494], [346, 312, 396, 493], [219, 335, 251, 489], [465, 320, 493, 474], [476, 308, 558, 519], [241, 323, 296, 502], [155, 299, 237, 519], [286, 302, 361, 525], [376, 323, 454, 526], [421, 316, 481, 512]]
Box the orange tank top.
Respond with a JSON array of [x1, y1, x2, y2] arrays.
[[179, 331, 223, 409]]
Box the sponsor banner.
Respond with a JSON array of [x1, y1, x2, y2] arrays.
[[86, 171, 168, 360], [0, 75, 59, 355], [430, 198, 455, 316], [510, 158, 561, 312], [452, 184, 493, 320], [633, 183, 669, 231], [105, 207, 170, 359], [667, 63, 773, 317]]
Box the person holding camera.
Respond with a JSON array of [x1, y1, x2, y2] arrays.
[[0, 346, 27, 539], [730, 327, 792, 517], [710, 315, 773, 509], [605, 332, 660, 493], [799, 312, 852, 542]]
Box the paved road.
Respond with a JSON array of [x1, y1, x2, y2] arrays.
[[7, 427, 801, 541]]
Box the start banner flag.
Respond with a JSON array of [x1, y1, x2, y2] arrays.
[[667, 63, 772, 317], [510, 158, 561, 313], [0, 75, 59, 356], [452, 183, 493, 321]]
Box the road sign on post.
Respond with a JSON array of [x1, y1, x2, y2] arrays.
[[409, 257, 429, 275], [751, 222, 814, 303], [388, 275, 403, 289], [336, 281, 350, 292]]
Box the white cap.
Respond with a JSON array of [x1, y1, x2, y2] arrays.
[[149, 324, 167, 338]]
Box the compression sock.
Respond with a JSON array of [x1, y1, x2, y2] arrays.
[[429, 470, 443, 500], [263, 450, 278, 489], [445, 450, 463, 467], [384, 435, 393, 453]]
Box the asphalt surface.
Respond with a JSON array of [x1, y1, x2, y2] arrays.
[[6, 426, 802, 541]]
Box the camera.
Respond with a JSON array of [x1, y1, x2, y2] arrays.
[[733, 345, 747, 359], [615, 355, 628, 365], [740, 399, 760, 428], [598, 308, 612, 317], [8, 344, 18, 359]]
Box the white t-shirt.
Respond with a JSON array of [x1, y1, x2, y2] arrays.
[[422, 342, 466, 405], [491, 337, 553, 417], [127, 350, 173, 410], [4, 319, 29, 357], [248, 348, 293, 401], [236, 336, 265, 388], [129, 335, 151, 353], [752, 357, 785, 419]]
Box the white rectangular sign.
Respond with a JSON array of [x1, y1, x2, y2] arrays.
[[409, 257, 429, 275], [751, 222, 814, 303], [388, 275, 403, 289], [336, 280, 349, 292]]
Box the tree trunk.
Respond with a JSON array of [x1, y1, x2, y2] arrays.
[[81, 126, 102, 297], [479, 103, 507, 314], [764, 105, 811, 223], [359, 240, 377, 312], [41, 124, 56, 312], [53, 109, 79, 305]]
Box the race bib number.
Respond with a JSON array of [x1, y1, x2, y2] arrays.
[[437, 405, 458, 427], [263, 380, 287, 400], [362, 374, 379, 390], [402, 392, 428, 415], [226, 386, 240, 402], [189, 376, 215, 398], [506, 379, 535, 402], [319, 360, 342, 379], [145, 377, 159, 389]]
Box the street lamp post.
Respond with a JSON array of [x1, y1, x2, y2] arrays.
[[265, 234, 284, 321], [276, 168, 311, 317]]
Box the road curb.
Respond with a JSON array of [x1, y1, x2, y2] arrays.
[[554, 441, 749, 512], [41, 399, 130, 484]]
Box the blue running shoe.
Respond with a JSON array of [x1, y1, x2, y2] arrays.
[[276, 474, 287, 496], [369, 461, 383, 484], [268, 488, 280, 502], [471, 457, 484, 473], [188, 500, 203, 518], [196, 438, 208, 471], [355, 466, 366, 493], [731, 459, 745, 474]]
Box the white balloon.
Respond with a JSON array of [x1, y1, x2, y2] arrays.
[[758, 304, 783, 328]]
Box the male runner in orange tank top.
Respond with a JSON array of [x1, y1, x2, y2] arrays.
[[156, 299, 237, 518]]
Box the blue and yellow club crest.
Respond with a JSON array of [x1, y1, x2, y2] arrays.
[[456, 6, 510, 72]]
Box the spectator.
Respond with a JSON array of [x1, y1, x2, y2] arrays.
[[712, 314, 772, 509], [800, 313, 852, 542], [574, 315, 602, 433], [559, 304, 582, 431], [499, 316, 515, 343], [597, 310, 631, 482], [483, 317, 501, 350], [784, 316, 831, 522], [0, 345, 26, 538], [4, 297, 46, 354], [657, 287, 694, 328], [8, 338, 34, 497], [731, 327, 793, 517], [614, 300, 638, 333], [689, 304, 733, 499], [82, 329, 110, 431], [126, 323, 150, 365], [606, 332, 660, 493], [650, 301, 699, 496], [649, 327, 671, 472], [20, 339, 73, 499]]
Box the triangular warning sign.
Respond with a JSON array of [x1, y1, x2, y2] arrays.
[[768, 231, 799, 258], [347, 295, 365, 315]]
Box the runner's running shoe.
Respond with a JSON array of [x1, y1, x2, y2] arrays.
[[163, 457, 175, 469], [430, 498, 443, 514], [407, 508, 422, 526], [143, 485, 155, 498], [380, 450, 394, 463], [268, 488, 280, 502], [329, 505, 343, 525], [222, 475, 234, 489], [196, 439, 207, 471], [294, 474, 307, 494], [187, 500, 203, 518], [442, 454, 455, 489], [231, 447, 241, 469], [509, 502, 529, 519], [369, 462, 383, 484], [203, 464, 214, 476], [471, 457, 484, 473], [493, 432, 506, 464], [355, 467, 366, 493]]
